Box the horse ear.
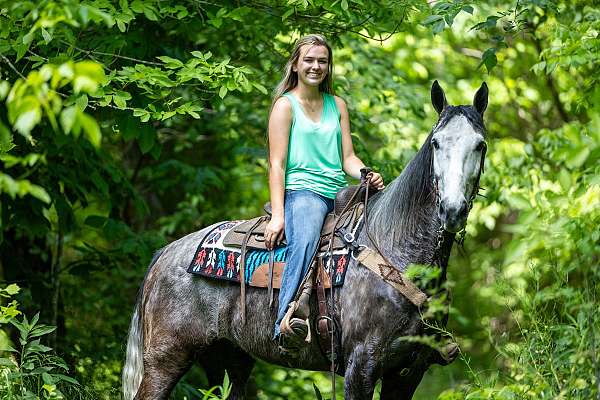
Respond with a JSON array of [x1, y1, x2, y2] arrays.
[[431, 80, 447, 114], [473, 82, 488, 116]]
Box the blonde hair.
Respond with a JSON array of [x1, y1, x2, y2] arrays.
[[272, 34, 335, 103]]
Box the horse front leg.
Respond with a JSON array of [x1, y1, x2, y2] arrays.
[[380, 365, 427, 400], [343, 344, 378, 400]]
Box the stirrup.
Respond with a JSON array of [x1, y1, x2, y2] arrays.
[[280, 303, 312, 344]]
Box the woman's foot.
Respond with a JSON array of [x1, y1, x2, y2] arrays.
[[278, 318, 310, 356]]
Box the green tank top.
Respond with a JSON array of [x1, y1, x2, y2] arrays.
[[283, 92, 347, 199]]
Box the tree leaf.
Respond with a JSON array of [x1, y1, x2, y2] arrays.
[[219, 86, 228, 99], [30, 325, 57, 338], [13, 99, 41, 139], [157, 56, 184, 69], [42, 372, 54, 384], [462, 5, 474, 14], [422, 15, 443, 26], [4, 283, 20, 295], [113, 95, 127, 109], [54, 374, 79, 385], [478, 48, 498, 72], [76, 94, 88, 111], [0, 80, 10, 100], [281, 8, 294, 21], [432, 20, 446, 34], [252, 82, 268, 95], [78, 112, 102, 147], [138, 124, 155, 154], [27, 185, 51, 203], [73, 61, 105, 94], [22, 31, 35, 45], [84, 215, 107, 228], [41, 28, 52, 44], [60, 106, 77, 135], [26, 342, 52, 353]]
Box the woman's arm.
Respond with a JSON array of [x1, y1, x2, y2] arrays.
[[335, 96, 385, 189], [265, 97, 292, 249]]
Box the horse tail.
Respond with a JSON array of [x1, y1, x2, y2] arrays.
[[122, 248, 165, 400]]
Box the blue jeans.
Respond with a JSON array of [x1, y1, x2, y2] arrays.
[[273, 189, 334, 338]]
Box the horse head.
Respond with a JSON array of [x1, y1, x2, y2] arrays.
[[430, 81, 488, 233]]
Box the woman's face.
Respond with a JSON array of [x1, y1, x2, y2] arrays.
[[294, 45, 329, 87]]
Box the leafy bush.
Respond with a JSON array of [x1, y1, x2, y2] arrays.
[[0, 285, 81, 399]]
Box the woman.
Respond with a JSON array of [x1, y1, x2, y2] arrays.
[[264, 34, 384, 343]]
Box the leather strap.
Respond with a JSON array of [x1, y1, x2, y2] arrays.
[[239, 216, 267, 324], [267, 250, 275, 309], [315, 256, 336, 396], [356, 248, 428, 308], [315, 258, 332, 357]]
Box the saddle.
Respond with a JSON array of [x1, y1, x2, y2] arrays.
[[222, 187, 365, 253], [222, 181, 369, 328]]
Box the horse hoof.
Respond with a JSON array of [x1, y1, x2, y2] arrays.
[[440, 342, 460, 365]]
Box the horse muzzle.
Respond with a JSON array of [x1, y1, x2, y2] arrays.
[[438, 198, 468, 233]]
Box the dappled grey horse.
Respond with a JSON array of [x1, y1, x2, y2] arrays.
[[122, 81, 489, 400]]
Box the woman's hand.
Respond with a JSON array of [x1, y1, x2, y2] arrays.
[[264, 216, 285, 251], [367, 172, 385, 191]]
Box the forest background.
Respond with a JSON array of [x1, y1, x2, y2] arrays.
[[0, 0, 598, 399]]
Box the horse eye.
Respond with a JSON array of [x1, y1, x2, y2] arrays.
[[431, 138, 440, 150], [475, 141, 486, 152]]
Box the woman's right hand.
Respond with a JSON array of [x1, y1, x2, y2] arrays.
[[264, 216, 285, 250]]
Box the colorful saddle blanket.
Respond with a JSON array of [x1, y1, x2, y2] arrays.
[[187, 221, 351, 288]]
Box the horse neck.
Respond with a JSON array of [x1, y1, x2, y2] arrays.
[[364, 150, 451, 271], [366, 193, 441, 271]]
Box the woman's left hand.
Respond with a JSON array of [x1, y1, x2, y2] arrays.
[[367, 172, 385, 190]]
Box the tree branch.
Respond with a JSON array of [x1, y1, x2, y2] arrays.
[[0, 54, 26, 80]]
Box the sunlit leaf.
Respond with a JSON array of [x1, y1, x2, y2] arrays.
[[219, 86, 227, 99], [78, 112, 102, 147], [4, 284, 20, 295], [60, 106, 77, 134]]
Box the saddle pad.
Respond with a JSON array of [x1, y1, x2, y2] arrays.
[[187, 221, 351, 288]]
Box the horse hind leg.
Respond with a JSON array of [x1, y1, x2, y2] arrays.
[[134, 337, 194, 400], [197, 340, 256, 400]]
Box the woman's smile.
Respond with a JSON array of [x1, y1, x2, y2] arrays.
[[295, 45, 329, 86]]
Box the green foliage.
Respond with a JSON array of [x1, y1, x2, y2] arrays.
[[0, 0, 598, 398], [198, 371, 231, 400], [0, 285, 81, 399]]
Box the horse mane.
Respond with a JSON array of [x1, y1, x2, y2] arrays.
[[367, 105, 485, 247], [366, 132, 435, 247]]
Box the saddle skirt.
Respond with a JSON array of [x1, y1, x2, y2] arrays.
[[186, 210, 362, 289]]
